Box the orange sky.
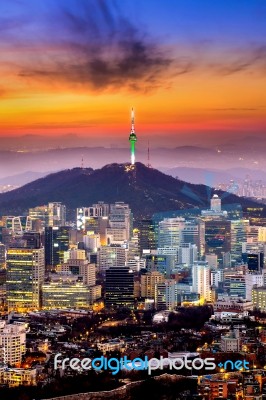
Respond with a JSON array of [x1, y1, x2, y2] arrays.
[[0, 0, 265, 142]]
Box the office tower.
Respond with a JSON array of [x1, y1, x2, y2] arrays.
[[107, 202, 132, 244], [155, 279, 177, 310], [29, 205, 49, 230], [204, 219, 231, 266], [210, 194, 222, 212], [105, 267, 134, 308], [45, 226, 70, 268], [141, 271, 165, 299], [61, 249, 96, 286], [127, 256, 145, 272], [98, 245, 126, 273], [210, 270, 219, 288], [0, 243, 6, 269], [137, 219, 156, 254], [42, 275, 92, 309], [258, 227, 266, 242], [48, 202, 66, 227], [230, 219, 249, 263], [3, 216, 31, 234], [0, 322, 26, 366], [143, 253, 168, 275], [158, 217, 185, 248], [83, 233, 101, 252], [252, 286, 266, 311], [245, 273, 263, 300], [178, 243, 198, 266], [242, 252, 264, 273], [205, 253, 218, 268], [6, 245, 44, 312], [228, 275, 246, 298], [182, 220, 205, 257], [246, 225, 259, 242], [22, 232, 41, 249], [129, 108, 137, 165], [77, 202, 109, 231], [192, 261, 211, 302]]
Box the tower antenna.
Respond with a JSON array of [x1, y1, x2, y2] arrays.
[[147, 140, 151, 168], [81, 155, 84, 169]]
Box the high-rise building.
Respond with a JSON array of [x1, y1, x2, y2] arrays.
[[178, 243, 198, 266], [258, 227, 266, 242], [0, 243, 6, 269], [204, 219, 231, 266], [231, 219, 249, 263], [137, 219, 156, 254], [242, 252, 264, 273], [0, 322, 26, 366], [158, 217, 186, 248], [76, 202, 109, 231], [245, 273, 263, 300], [252, 286, 266, 311], [45, 226, 70, 268], [205, 253, 218, 269], [105, 267, 134, 308], [141, 271, 165, 299], [6, 245, 44, 312], [48, 202, 66, 227], [210, 194, 222, 213], [192, 261, 211, 302], [144, 253, 170, 276], [182, 220, 205, 257], [61, 249, 96, 286], [98, 245, 127, 273], [155, 280, 177, 310], [107, 202, 132, 243], [29, 206, 49, 230], [42, 275, 93, 309]]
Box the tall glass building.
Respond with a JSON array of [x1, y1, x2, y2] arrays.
[[6, 246, 44, 312]]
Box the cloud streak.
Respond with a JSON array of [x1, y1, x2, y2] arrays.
[[15, 0, 180, 93]]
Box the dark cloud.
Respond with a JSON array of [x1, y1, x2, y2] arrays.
[[16, 0, 191, 93]]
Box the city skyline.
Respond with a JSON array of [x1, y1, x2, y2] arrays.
[[0, 0, 265, 147]]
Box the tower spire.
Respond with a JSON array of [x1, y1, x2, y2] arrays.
[[131, 107, 135, 134], [129, 107, 137, 165], [147, 140, 151, 168]]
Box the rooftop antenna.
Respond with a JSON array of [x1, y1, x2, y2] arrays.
[[147, 140, 151, 168]]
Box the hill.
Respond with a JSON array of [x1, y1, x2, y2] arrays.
[[0, 163, 262, 219]]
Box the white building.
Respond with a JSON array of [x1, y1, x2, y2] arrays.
[[221, 330, 240, 352], [155, 280, 177, 310], [158, 218, 186, 249], [0, 322, 26, 366], [178, 243, 198, 266], [210, 194, 222, 213], [0, 367, 37, 387], [192, 261, 211, 302], [245, 273, 263, 301], [98, 246, 126, 272]]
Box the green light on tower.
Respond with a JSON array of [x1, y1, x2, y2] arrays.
[[129, 108, 137, 165]]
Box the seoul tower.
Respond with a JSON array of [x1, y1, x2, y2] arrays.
[[129, 108, 137, 165]]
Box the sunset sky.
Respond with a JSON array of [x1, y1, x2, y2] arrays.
[[0, 0, 265, 145]]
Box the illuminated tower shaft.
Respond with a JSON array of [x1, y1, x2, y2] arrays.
[[129, 108, 137, 165]]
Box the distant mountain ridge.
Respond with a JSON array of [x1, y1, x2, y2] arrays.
[[0, 163, 263, 219]]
